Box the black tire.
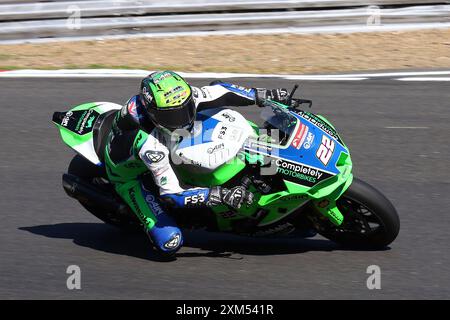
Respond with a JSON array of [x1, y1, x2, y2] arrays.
[[68, 154, 106, 179], [316, 177, 400, 249], [67, 155, 141, 231]]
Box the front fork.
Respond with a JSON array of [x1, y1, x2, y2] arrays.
[[312, 172, 353, 226], [313, 199, 344, 226]]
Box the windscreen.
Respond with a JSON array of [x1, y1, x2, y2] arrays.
[[259, 99, 298, 146]]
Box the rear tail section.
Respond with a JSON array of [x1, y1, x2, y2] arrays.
[[52, 102, 122, 165]]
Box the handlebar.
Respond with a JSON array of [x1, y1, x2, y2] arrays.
[[290, 98, 312, 109], [287, 84, 299, 105], [259, 84, 313, 109], [288, 84, 312, 109]]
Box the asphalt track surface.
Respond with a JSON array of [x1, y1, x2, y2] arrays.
[[0, 76, 449, 299]]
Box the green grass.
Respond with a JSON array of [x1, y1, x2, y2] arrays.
[[0, 64, 254, 73], [0, 64, 188, 71], [0, 54, 13, 61], [87, 64, 108, 69], [0, 66, 22, 70]]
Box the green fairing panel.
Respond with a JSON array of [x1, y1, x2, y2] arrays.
[[212, 189, 311, 231], [52, 102, 122, 165], [54, 102, 98, 148], [71, 102, 99, 112], [211, 146, 354, 231], [183, 112, 353, 231], [104, 130, 149, 183], [57, 124, 93, 147], [176, 157, 246, 187]]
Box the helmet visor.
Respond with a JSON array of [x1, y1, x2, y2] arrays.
[[149, 96, 196, 131]]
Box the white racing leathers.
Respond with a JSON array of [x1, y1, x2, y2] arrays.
[[125, 81, 258, 208]]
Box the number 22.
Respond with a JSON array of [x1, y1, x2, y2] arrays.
[[316, 136, 335, 166]]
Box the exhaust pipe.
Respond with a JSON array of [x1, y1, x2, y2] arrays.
[[62, 173, 127, 214]]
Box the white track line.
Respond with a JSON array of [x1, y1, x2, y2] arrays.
[[315, 71, 450, 78], [0, 69, 365, 80], [384, 126, 429, 129], [396, 77, 450, 81], [1, 69, 450, 80]]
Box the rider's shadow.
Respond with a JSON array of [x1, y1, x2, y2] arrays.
[[19, 222, 343, 262]]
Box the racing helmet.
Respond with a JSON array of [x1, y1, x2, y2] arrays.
[[140, 71, 196, 132]]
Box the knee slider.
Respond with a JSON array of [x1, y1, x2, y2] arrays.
[[147, 225, 183, 253]]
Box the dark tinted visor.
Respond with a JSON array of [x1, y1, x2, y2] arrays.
[[151, 96, 196, 131]]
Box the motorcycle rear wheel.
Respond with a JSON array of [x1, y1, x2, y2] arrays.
[[68, 155, 141, 231], [315, 178, 400, 249]]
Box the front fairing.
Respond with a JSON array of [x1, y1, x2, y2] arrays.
[[247, 102, 353, 202], [247, 101, 351, 193], [287, 109, 350, 178], [287, 109, 353, 199], [238, 105, 353, 227]]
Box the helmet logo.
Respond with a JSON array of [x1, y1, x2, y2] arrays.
[[163, 85, 183, 98], [153, 71, 172, 84], [163, 87, 189, 106], [142, 86, 153, 102]]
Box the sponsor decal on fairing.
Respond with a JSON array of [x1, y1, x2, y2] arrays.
[[295, 110, 343, 145], [61, 111, 73, 127], [291, 122, 309, 149], [303, 131, 315, 149], [272, 158, 334, 187]]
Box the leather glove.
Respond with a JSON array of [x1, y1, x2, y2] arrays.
[[207, 186, 254, 210], [255, 88, 290, 106]]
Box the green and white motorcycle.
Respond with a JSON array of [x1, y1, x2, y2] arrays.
[[52, 89, 400, 249]]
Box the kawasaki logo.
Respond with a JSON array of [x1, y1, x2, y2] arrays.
[[77, 109, 94, 134], [128, 188, 147, 224]]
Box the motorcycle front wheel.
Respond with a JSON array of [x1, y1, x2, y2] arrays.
[[314, 178, 400, 249]]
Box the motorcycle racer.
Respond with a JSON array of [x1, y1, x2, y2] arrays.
[[104, 70, 289, 256]]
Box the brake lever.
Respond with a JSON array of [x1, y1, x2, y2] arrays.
[[286, 84, 313, 109], [287, 84, 299, 105], [298, 99, 313, 108]]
